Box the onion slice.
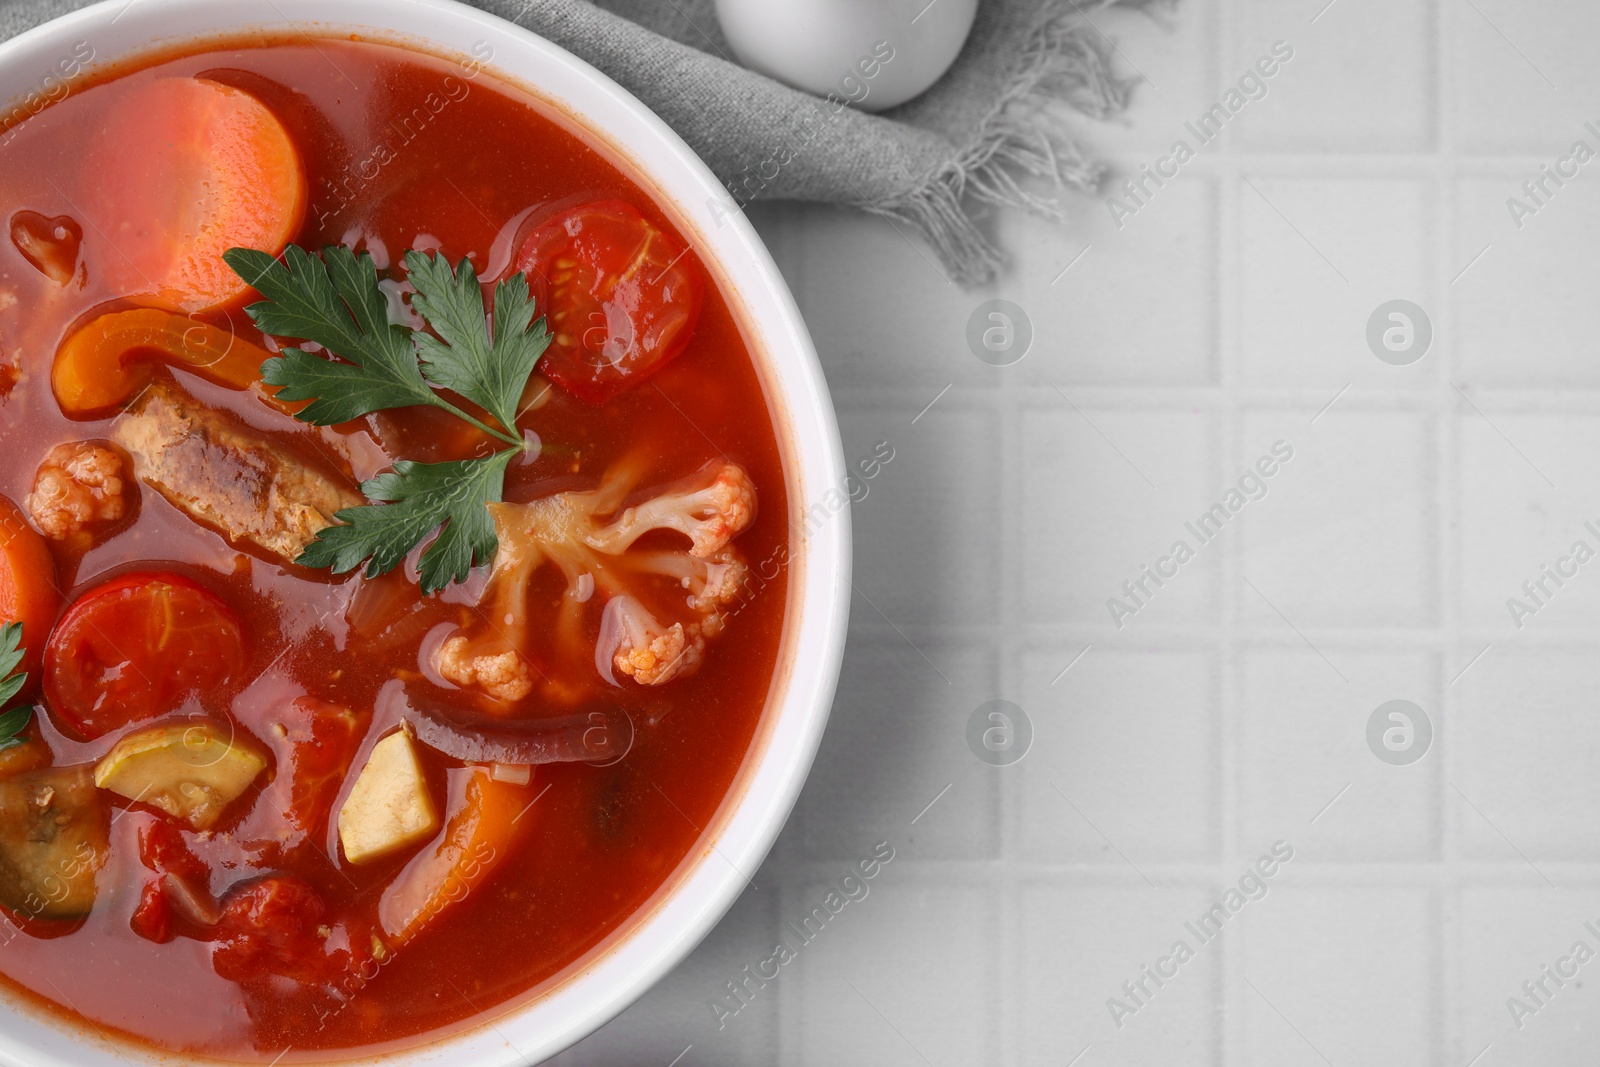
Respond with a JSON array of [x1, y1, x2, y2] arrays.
[[402, 693, 634, 767], [491, 764, 533, 786], [164, 872, 221, 928]]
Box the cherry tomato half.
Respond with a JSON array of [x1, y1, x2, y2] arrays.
[[44, 571, 245, 740], [514, 199, 705, 404]]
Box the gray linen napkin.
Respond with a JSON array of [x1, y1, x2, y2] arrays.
[[0, 0, 1159, 285]]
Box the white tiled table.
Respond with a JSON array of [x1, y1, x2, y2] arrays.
[[555, 2, 1600, 1063]]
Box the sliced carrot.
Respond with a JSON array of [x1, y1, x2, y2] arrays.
[[377, 767, 532, 948], [90, 77, 305, 312], [52, 308, 276, 416], [0, 496, 58, 684]]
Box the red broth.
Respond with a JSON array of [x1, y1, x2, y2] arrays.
[[0, 36, 790, 1058]]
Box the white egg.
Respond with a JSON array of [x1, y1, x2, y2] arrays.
[[715, 0, 979, 113]]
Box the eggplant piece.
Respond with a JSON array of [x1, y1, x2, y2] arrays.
[[0, 766, 108, 920], [0, 739, 50, 781]]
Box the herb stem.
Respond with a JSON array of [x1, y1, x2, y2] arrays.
[[429, 397, 525, 449]]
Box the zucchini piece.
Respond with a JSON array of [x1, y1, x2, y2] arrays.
[[94, 721, 268, 829], [0, 766, 108, 919]]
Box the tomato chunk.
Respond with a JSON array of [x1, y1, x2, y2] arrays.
[[514, 200, 704, 403], [0, 495, 58, 686], [89, 77, 306, 312], [130, 879, 174, 944], [43, 572, 245, 740], [137, 818, 209, 885], [212, 876, 338, 985]]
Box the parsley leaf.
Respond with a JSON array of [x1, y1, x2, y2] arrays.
[[0, 707, 29, 751], [407, 253, 552, 439], [224, 244, 551, 594], [0, 623, 33, 750], [225, 245, 438, 425], [0, 622, 26, 706], [300, 451, 516, 593], [224, 246, 533, 447]]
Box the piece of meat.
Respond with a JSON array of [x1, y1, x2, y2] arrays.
[[111, 382, 362, 564], [27, 441, 132, 541]]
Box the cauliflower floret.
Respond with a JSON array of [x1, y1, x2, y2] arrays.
[[434, 636, 535, 704], [449, 459, 760, 695], [27, 441, 131, 541], [586, 463, 756, 558], [600, 597, 703, 686], [628, 548, 749, 616]]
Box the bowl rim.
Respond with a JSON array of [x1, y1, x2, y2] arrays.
[[0, 1, 851, 1063]]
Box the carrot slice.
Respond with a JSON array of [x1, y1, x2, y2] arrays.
[[90, 78, 305, 312], [0, 496, 58, 684], [52, 308, 275, 416], [377, 767, 531, 948]]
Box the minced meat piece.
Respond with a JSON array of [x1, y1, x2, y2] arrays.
[[27, 441, 131, 541]]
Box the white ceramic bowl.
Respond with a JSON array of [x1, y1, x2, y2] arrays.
[[0, 1, 850, 1063]]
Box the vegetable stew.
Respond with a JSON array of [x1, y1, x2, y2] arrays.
[[0, 35, 791, 1058]]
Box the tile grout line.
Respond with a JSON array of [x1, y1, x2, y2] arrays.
[[842, 619, 1600, 647], [995, 190, 1029, 1067], [1433, 1, 1461, 1061], [838, 384, 1600, 416], [784, 856, 1600, 880], [1215, 0, 1241, 1060]]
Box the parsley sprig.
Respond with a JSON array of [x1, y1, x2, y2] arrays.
[[224, 245, 552, 594], [0, 623, 34, 750]]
